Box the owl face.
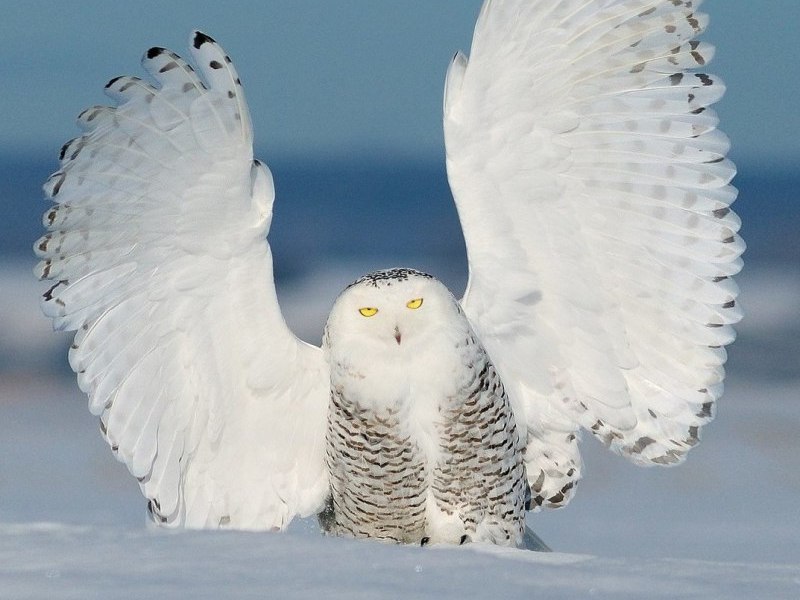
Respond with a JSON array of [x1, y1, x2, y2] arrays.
[[324, 269, 463, 355]]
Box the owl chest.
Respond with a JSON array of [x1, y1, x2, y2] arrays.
[[323, 340, 525, 545], [323, 347, 466, 542], [327, 345, 465, 465]]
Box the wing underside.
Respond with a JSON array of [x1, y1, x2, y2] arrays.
[[37, 32, 329, 529], [446, 0, 743, 508]]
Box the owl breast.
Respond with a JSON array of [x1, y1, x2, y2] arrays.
[[322, 321, 528, 547]]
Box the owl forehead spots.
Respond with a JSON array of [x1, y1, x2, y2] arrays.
[[347, 268, 433, 290]]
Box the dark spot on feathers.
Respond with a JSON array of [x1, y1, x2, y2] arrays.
[[193, 31, 215, 48], [686, 426, 700, 446], [691, 51, 706, 65], [105, 75, 123, 89], [713, 207, 730, 218], [631, 436, 656, 453], [348, 268, 433, 290], [158, 61, 179, 73], [78, 107, 100, 123], [43, 280, 68, 301], [670, 73, 684, 85], [652, 450, 682, 465], [713, 276, 728, 282], [146, 47, 165, 59], [209, 60, 223, 69], [665, 25, 677, 33], [182, 82, 194, 93], [691, 107, 706, 115], [227, 90, 235, 98], [50, 173, 66, 196], [697, 401, 714, 418], [722, 300, 736, 308], [698, 74, 713, 86]]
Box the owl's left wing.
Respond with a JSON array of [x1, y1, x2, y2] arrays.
[[445, 0, 743, 509]]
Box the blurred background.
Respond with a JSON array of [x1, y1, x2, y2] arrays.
[[1, 1, 797, 564]]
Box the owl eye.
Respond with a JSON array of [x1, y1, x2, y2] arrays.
[[358, 307, 379, 317], [406, 298, 423, 310]]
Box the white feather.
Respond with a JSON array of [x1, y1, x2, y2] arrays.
[[37, 32, 329, 530], [446, 0, 742, 504]]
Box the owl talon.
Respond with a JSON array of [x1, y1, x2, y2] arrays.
[[420, 536, 430, 546], [459, 534, 470, 545]]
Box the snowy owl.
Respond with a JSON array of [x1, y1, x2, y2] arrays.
[[37, 0, 742, 549]]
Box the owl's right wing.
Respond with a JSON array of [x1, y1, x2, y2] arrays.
[[36, 32, 329, 530], [446, 1, 743, 509]]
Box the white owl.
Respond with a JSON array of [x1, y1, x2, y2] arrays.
[[37, 0, 742, 549]]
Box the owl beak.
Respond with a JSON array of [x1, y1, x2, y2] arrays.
[[394, 326, 402, 345]]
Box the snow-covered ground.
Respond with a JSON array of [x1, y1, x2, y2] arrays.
[[1, 259, 799, 598]]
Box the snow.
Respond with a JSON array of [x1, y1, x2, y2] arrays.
[[1, 261, 799, 598], [1, 523, 798, 599]]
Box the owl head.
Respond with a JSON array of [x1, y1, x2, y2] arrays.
[[324, 268, 465, 357]]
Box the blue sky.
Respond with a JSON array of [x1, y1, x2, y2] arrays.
[[1, 0, 798, 168]]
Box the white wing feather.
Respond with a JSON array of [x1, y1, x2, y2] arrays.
[[446, 0, 743, 508], [37, 33, 329, 529]]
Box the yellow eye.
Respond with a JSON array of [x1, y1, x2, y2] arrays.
[[406, 298, 424, 310], [359, 307, 379, 317]]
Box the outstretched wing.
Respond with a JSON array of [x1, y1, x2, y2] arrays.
[[36, 32, 329, 529], [445, 0, 743, 509]]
